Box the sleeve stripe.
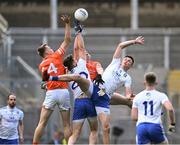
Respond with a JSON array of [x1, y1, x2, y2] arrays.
[[58, 48, 65, 55]]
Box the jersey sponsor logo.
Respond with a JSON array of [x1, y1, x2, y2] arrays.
[[112, 70, 127, 81]]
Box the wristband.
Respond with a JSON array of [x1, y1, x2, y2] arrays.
[[50, 76, 59, 81]]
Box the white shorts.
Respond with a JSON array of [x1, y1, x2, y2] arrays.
[[87, 82, 110, 115], [95, 106, 110, 115], [43, 89, 70, 111]]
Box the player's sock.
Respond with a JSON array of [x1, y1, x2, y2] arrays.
[[32, 142, 38, 145]]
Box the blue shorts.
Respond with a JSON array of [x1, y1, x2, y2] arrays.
[[91, 85, 110, 109], [73, 98, 97, 121], [137, 123, 167, 144], [0, 138, 19, 145]]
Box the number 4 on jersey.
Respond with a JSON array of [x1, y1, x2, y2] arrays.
[[48, 63, 58, 74]]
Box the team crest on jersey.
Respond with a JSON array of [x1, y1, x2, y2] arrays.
[[146, 92, 151, 96], [123, 73, 127, 77]]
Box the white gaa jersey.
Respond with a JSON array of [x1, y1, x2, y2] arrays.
[[0, 106, 24, 139], [102, 58, 132, 96], [69, 58, 91, 99], [132, 89, 169, 125]]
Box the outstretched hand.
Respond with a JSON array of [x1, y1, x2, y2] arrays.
[[135, 36, 145, 45], [61, 14, 70, 24], [93, 74, 105, 87]]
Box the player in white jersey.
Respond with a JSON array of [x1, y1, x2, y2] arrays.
[[0, 94, 24, 145], [131, 72, 176, 144], [62, 25, 98, 145], [102, 36, 144, 107]]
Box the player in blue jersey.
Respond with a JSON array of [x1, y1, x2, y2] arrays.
[[131, 72, 176, 144]]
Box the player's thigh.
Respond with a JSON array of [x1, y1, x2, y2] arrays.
[[87, 117, 98, 131], [110, 93, 127, 105], [39, 107, 53, 124], [71, 121, 85, 136], [60, 110, 71, 126], [97, 111, 110, 128], [43, 90, 59, 110], [56, 89, 71, 111], [77, 77, 91, 94]]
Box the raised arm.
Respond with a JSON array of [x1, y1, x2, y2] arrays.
[[113, 36, 144, 59], [73, 39, 79, 62], [59, 15, 71, 52], [75, 33, 86, 60]]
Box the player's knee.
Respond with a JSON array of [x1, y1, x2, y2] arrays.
[[63, 122, 71, 128], [90, 130, 98, 137], [72, 130, 81, 139], [102, 123, 110, 133]]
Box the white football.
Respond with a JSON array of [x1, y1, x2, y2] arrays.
[[74, 8, 88, 22]]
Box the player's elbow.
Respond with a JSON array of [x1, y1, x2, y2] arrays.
[[117, 43, 124, 49], [164, 101, 174, 112], [131, 109, 138, 121], [131, 115, 138, 121]]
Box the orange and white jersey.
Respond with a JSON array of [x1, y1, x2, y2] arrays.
[[86, 60, 101, 81], [39, 47, 68, 90]]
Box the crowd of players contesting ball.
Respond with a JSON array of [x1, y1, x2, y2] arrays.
[[0, 13, 176, 145]]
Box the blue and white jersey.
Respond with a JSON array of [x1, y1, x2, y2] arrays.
[[0, 106, 24, 140], [132, 89, 169, 125], [69, 58, 91, 99], [102, 58, 132, 96]]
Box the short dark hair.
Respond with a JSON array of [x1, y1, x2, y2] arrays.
[[145, 72, 156, 86], [63, 54, 74, 71], [7, 93, 14, 100], [37, 44, 47, 57], [125, 55, 134, 65]]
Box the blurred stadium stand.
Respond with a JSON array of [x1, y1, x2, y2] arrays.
[[0, 1, 180, 27]]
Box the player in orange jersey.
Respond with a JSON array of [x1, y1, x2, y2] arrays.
[[86, 51, 104, 81], [33, 15, 71, 145]]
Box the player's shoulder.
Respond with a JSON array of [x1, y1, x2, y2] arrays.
[[0, 106, 7, 111], [39, 58, 49, 66], [155, 90, 168, 99], [135, 90, 146, 98], [15, 107, 24, 114]]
